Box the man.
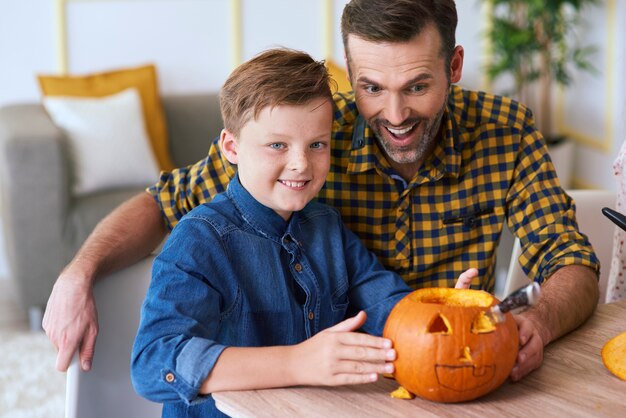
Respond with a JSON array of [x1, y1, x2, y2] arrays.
[[43, 0, 599, 383]]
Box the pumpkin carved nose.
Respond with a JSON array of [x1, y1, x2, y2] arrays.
[[459, 346, 473, 363]]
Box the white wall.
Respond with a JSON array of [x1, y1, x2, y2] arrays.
[[0, 0, 486, 105], [560, 0, 626, 191], [0, 0, 623, 190], [0, 0, 57, 105]]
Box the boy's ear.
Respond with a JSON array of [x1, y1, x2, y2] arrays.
[[219, 129, 239, 164]]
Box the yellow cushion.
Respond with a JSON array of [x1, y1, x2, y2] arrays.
[[38, 65, 174, 171], [326, 60, 352, 94]]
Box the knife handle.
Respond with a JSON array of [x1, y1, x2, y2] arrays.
[[497, 282, 540, 314], [602, 207, 626, 232]]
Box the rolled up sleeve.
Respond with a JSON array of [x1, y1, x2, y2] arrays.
[[131, 217, 234, 405]]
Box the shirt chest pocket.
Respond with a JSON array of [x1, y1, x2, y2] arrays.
[[440, 204, 504, 239]]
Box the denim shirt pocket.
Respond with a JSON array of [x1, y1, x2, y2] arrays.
[[220, 286, 242, 321], [330, 278, 350, 321]]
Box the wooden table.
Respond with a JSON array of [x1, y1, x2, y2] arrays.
[[214, 300, 626, 417]]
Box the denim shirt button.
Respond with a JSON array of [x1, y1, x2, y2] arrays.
[[165, 373, 175, 383], [308, 311, 314, 320], [294, 263, 303, 272]]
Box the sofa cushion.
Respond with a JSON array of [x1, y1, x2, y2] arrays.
[[42, 88, 160, 196], [326, 60, 352, 94], [38, 64, 174, 171], [64, 188, 143, 260]]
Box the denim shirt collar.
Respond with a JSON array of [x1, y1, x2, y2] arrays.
[[226, 174, 298, 242]]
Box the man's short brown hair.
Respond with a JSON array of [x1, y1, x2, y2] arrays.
[[341, 0, 458, 70], [220, 48, 334, 136]]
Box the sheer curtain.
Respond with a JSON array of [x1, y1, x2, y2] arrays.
[[607, 139, 626, 302]]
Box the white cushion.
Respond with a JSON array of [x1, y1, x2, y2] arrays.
[[42, 88, 160, 196]]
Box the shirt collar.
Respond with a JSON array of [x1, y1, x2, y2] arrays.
[[346, 88, 463, 182], [226, 174, 295, 242]]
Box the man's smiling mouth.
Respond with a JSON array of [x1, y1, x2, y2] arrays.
[[385, 123, 417, 139]]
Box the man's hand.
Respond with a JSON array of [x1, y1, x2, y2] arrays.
[[510, 314, 544, 381], [507, 265, 598, 381], [42, 192, 168, 373], [42, 271, 98, 372]]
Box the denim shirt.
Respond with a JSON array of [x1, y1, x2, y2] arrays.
[[131, 175, 411, 417]]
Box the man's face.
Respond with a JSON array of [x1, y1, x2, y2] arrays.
[[220, 98, 332, 221], [346, 25, 463, 176]]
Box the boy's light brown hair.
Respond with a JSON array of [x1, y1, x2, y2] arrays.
[[220, 48, 335, 136]]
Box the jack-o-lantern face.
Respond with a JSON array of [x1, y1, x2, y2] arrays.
[[383, 288, 519, 403]]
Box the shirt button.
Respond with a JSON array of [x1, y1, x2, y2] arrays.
[[283, 236, 291, 244], [308, 311, 314, 320], [165, 373, 175, 383], [294, 263, 302, 272]]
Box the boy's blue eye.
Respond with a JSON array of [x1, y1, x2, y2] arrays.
[[310, 142, 326, 149], [269, 143, 284, 150]]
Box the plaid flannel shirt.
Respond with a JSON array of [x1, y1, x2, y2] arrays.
[[148, 85, 599, 292]]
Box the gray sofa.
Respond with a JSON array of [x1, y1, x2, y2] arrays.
[[0, 93, 223, 313]]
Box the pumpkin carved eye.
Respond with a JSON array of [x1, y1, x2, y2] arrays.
[[427, 313, 451, 334], [471, 311, 496, 334]]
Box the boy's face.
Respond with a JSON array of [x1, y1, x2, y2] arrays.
[[346, 24, 463, 177], [220, 98, 332, 221]]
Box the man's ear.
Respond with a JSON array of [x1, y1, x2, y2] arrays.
[[219, 129, 239, 164], [449, 45, 464, 84]]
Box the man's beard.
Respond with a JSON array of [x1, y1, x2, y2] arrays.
[[372, 104, 445, 166]]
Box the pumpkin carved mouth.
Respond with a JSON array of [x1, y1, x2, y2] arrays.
[[435, 364, 496, 391]]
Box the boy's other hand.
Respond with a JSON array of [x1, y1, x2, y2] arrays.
[[454, 268, 478, 289], [290, 311, 395, 386]]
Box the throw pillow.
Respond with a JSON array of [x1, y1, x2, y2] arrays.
[[38, 64, 174, 171], [326, 60, 352, 94], [42, 88, 160, 196]]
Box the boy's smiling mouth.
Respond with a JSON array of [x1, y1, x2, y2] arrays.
[[279, 180, 310, 189]]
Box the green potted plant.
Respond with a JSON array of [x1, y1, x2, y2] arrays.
[[484, 0, 599, 144]]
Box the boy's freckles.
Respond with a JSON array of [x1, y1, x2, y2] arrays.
[[233, 98, 333, 221]]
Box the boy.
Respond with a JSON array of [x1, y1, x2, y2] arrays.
[[131, 48, 473, 417]]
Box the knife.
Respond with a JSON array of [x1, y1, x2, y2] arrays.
[[489, 282, 541, 323], [602, 207, 626, 232]]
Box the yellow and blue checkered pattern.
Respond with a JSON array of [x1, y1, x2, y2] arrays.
[[148, 85, 598, 292]]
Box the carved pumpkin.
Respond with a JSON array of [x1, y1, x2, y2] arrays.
[[383, 288, 519, 403]]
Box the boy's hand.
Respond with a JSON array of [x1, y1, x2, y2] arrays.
[[455, 268, 478, 289], [290, 311, 395, 386]]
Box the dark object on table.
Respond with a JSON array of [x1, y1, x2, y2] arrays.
[[602, 207, 626, 232]]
